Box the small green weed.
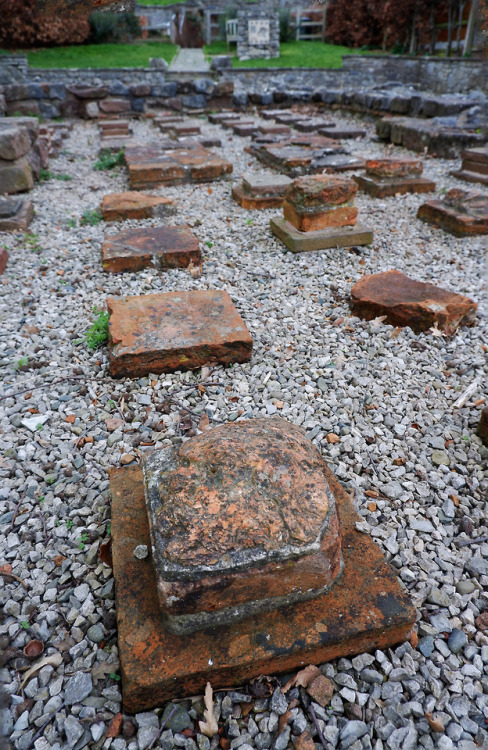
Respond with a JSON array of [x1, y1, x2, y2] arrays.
[[205, 241, 214, 248], [40, 168, 52, 181], [107, 522, 112, 537], [84, 306, 109, 350], [54, 173, 73, 181], [20, 620, 30, 630], [24, 232, 42, 253], [14, 356, 28, 370], [80, 208, 103, 226], [78, 532, 89, 550], [110, 673, 121, 681], [66, 519, 74, 530], [246, 218, 253, 225], [36, 423, 43, 432], [38, 495, 45, 504], [94, 149, 125, 171], [67, 218, 77, 229], [107, 399, 115, 411]]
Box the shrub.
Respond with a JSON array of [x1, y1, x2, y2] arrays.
[[84, 307, 109, 350], [0, 0, 90, 49], [88, 11, 141, 44]]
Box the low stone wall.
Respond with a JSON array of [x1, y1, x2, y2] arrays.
[[0, 53, 486, 121]]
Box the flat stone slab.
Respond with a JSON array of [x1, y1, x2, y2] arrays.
[[108, 290, 252, 377], [350, 270, 477, 333], [319, 126, 366, 139], [170, 121, 202, 137], [232, 123, 258, 137], [0, 196, 33, 231], [124, 144, 232, 189], [258, 124, 291, 136], [270, 217, 373, 253], [451, 147, 488, 186], [376, 116, 485, 159], [101, 191, 175, 222], [417, 188, 488, 236], [111, 459, 416, 712], [143, 418, 342, 634], [294, 119, 336, 133], [354, 174, 436, 198], [208, 112, 240, 124], [102, 226, 201, 274]]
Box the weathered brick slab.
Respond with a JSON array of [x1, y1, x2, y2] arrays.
[[222, 119, 254, 130], [376, 116, 484, 158], [287, 174, 358, 208], [232, 173, 292, 210], [124, 144, 232, 188], [251, 136, 363, 177], [350, 270, 477, 333], [143, 418, 342, 633], [102, 226, 201, 274], [477, 407, 488, 446], [207, 112, 239, 124], [98, 137, 135, 154], [275, 112, 309, 125], [258, 124, 291, 136], [232, 184, 287, 210], [366, 158, 422, 178], [354, 174, 436, 198], [170, 121, 202, 137], [417, 188, 488, 236], [270, 217, 373, 253], [111, 460, 415, 711], [0, 196, 33, 231], [101, 192, 175, 222], [319, 126, 366, 139], [108, 290, 252, 377], [232, 123, 258, 137], [294, 119, 335, 133], [283, 202, 358, 232]]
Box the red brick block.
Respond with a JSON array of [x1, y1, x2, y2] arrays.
[[365, 158, 423, 178], [125, 144, 232, 188], [350, 270, 477, 333], [108, 290, 252, 377], [101, 226, 201, 273], [283, 201, 358, 232], [101, 192, 174, 222], [286, 174, 358, 208]]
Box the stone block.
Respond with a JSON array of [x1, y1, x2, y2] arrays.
[[294, 118, 335, 133], [365, 158, 423, 178], [67, 85, 108, 100], [354, 174, 436, 198], [6, 99, 40, 117], [125, 144, 232, 189], [0, 247, 8, 275], [101, 191, 174, 222], [270, 217, 373, 253], [283, 201, 358, 232], [286, 174, 358, 209], [0, 127, 30, 161], [143, 418, 342, 634], [417, 188, 488, 236], [102, 225, 201, 274], [111, 456, 416, 711], [350, 270, 477, 333], [477, 408, 488, 446], [99, 98, 131, 115], [232, 173, 292, 210], [450, 147, 488, 186], [258, 124, 291, 136], [207, 112, 239, 124], [0, 196, 33, 231], [319, 126, 366, 139], [0, 157, 34, 194], [108, 290, 252, 377], [171, 121, 201, 137]]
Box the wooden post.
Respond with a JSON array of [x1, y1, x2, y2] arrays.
[[463, 0, 478, 55], [296, 6, 300, 40]]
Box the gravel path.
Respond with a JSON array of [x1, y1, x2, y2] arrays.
[[1, 110, 487, 750]]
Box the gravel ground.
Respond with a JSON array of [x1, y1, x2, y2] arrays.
[[1, 109, 487, 750]]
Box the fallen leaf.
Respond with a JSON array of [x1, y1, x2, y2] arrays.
[[425, 712, 444, 732], [199, 682, 219, 738], [0, 564, 12, 575], [91, 659, 119, 684], [198, 414, 210, 432], [54, 635, 75, 652], [393, 457, 405, 466], [428, 323, 444, 338], [188, 260, 202, 279], [370, 315, 387, 327], [21, 653, 63, 688], [241, 700, 254, 718], [410, 630, 419, 648], [389, 327, 402, 339], [65, 415, 76, 424], [53, 555, 66, 567], [105, 417, 124, 432], [220, 738, 230, 750], [365, 490, 379, 498], [106, 713, 123, 738], [248, 674, 277, 698], [278, 709, 292, 735], [281, 664, 321, 693]]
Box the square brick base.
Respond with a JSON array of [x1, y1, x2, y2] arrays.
[[354, 174, 436, 198], [231, 184, 286, 210], [111, 465, 416, 713], [270, 217, 373, 253]]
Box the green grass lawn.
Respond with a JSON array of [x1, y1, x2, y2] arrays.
[[17, 41, 178, 68], [204, 40, 359, 68]]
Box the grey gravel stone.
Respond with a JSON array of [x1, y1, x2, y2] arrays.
[[65, 672, 93, 705], [270, 687, 288, 716], [447, 628, 467, 654]]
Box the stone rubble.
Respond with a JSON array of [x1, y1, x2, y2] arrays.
[[0, 107, 486, 750]]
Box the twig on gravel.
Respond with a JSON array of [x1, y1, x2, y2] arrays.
[[0, 375, 85, 402], [457, 535, 488, 547], [308, 702, 331, 750], [452, 380, 479, 409], [146, 705, 177, 750], [75, 419, 105, 447], [25, 701, 66, 750], [0, 570, 28, 590], [9, 500, 24, 531]]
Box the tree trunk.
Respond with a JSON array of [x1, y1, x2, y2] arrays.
[[463, 0, 478, 55]]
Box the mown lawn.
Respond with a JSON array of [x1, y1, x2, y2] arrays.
[[204, 40, 359, 68], [3, 41, 178, 68]]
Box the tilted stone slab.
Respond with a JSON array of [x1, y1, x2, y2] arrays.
[[376, 116, 484, 159], [417, 188, 488, 237], [294, 118, 335, 133], [258, 124, 291, 136], [350, 270, 477, 333], [143, 417, 342, 634], [355, 160, 435, 199], [102, 226, 201, 274], [0, 196, 33, 231], [111, 453, 415, 711], [207, 112, 240, 124], [108, 290, 252, 377], [124, 143, 232, 189], [232, 173, 292, 210], [270, 217, 373, 253], [101, 192, 175, 222]]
